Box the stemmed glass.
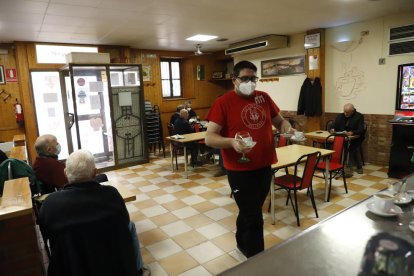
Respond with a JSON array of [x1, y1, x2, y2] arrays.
[[235, 131, 256, 163]]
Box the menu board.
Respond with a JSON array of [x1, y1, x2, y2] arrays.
[[397, 63, 414, 110]]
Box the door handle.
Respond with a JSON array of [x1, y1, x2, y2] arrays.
[[67, 113, 75, 129]]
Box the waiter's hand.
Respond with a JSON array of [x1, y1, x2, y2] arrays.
[[232, 139, 253, 154]]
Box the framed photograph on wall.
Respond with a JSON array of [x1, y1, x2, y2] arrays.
[[261, 56, 305, 77], [142, 65, 151, 82], [0, 65, 5, 84]]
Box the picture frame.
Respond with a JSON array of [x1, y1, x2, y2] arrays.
[[261, 56, 305, 77], [304, 33, 321, 49], [212, 71, 224, 79], [142, 65, 151, 82], [0, 65, 5, 84]]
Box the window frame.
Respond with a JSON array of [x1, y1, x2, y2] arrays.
[[160, 58, 183, 98]]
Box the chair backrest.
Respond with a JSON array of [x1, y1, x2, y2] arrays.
[[325, 120, 334, 131], [277, 135, 288, 148], [167, 123, 174, 136], [294, 151, 321, 190], [194, 123, 200, 132], [326, 134, 347, 164]]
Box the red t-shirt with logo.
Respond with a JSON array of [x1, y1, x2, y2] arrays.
[[205, 90, 280, 171]]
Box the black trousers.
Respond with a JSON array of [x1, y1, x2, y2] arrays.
[[348, 139, 362, 169], [227, 166, 272, 258]]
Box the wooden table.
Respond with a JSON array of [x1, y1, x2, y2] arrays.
[[34, 181, 136, 204], [9, 145, 27, 162], [305, 130, 359, 143], [166, 132, 206, 178], [271, 145, 335, 224], [13, 134, 26, 146], [0, 177, 32, 220]]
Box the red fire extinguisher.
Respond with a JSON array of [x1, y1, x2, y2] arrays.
[[14, 99, 24, 127]]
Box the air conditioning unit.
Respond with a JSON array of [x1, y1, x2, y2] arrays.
[[225, 35, 288, 55], [389, 24, 414, 56]]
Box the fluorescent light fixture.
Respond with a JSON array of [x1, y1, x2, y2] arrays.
[[186, 34, 218, 42]]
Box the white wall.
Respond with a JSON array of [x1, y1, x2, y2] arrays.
[[232, 11, 414, 115], [325, 11, 414, 115], [234, 33, 307, 111]]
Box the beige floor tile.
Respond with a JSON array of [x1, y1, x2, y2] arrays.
[[184, 214, 214, 228], [322, 203, 345, 214], [146, 189, 168, 198], [159, 251, 199, 275], [172, 190, 194, 199], [139, 228, 169, 246], [134, 199, 158, 209], [162, 199, 188, 211], [150, 212, 179, 226], [172, 230, 208, 249], [199, 190, 223, 200], [349, 192, 370, 201], [206, 182, 226, 189], [264, 234, 283, 249], [203, 254, 240, 275], [192, 201, 218, 213], [181, 181, 199, 189], [141, 247, 156, 265], [211, 232, 236, 252], [218, 215, 237, 231]]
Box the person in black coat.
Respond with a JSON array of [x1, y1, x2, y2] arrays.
[[331, 103, 365, 174], [38, 150, 149, 276], [173, 109, 200, 166], [169, 104, 184, 125]]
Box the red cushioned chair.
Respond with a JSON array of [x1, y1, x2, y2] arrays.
[[315, 134, 349, 202], [272, 151, 321, 226]]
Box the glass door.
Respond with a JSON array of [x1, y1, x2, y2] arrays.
[[68, 65, 115, 168], [30, 71, 72, 160]]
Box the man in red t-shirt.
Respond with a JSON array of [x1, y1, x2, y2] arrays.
[[205, 60, 293, 258]]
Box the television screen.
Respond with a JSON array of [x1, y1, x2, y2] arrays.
[[396, 63, 414, 110]]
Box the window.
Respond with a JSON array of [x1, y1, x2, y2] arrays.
[[35, 44, 98, 64], [160, 59, 182, 98]]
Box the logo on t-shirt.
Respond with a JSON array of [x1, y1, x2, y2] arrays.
[[241, 103, 266, 129]]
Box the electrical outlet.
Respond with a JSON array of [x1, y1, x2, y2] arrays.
[[379, 58, 386, 65], [361, 30, 370, 36]]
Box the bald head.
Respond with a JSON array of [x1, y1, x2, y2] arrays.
[[179, 109, 189, 119], [35, 134, 60, 156], [176, 104, 184, 113], [343, 103, 355, 118]]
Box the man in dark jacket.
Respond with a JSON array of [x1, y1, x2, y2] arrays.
[[173, 109, 200, 166], [169, 104, 184, 125], [331, 103, 365, 174], [38, 150, 149, 276]]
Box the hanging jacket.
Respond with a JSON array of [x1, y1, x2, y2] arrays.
[[0, 158, 43, 196], [297, 77, 322, 117]]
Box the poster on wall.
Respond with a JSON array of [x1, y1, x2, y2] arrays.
[[309, 55, 319, 70], [5, 68, 18, 82], [261, 56, 305, 77]]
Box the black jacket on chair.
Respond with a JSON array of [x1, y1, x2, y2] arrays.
[[38, 181, 137, 276]]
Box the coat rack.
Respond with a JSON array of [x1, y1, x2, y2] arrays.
[[0, 89, 11, 102]]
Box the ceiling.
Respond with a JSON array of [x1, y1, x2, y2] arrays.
[[0, 0, 414, 52]]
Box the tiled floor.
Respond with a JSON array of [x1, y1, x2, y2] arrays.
[[103, 153, 395, 276]]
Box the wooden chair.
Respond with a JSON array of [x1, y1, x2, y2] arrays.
[[271, 151, 321, 226], [315, 134, 349, 202]]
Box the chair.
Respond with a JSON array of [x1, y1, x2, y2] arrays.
[[193, 123, 214, 164], [325, 119, 334, 131], [315, 134, 349, 202], [271, 151, 321, 226]]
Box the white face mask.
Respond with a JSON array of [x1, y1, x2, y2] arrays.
[[238, 81, 256, 96]]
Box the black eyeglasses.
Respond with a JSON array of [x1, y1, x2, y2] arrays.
[[236, 76, 259, 83]]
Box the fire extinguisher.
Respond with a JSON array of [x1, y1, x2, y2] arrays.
[[14, 99, 24, 127]]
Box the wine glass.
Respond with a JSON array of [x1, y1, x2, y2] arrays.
[[235, 131, 255, 163]]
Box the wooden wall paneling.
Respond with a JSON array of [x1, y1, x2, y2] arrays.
[[0, 44, 25, 142], [14, 42, 37, 164]]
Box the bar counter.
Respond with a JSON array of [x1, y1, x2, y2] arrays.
[[220, 185, 414, 275]]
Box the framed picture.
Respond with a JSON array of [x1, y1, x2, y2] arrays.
[[142, 65, 151, 82], [261, 56, 305, 77], [212, 71, 224, 79], [304, 33, 321, 49], [0, 65, 5, 84]]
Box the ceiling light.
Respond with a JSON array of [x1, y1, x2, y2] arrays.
[[186, 34, 218, 42]]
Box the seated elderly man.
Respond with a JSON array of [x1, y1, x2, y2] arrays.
[[170, 104, 184, 125], [173, 109, 201, 166], [38, 150, 149, 276], [33, 134, 68, 193]]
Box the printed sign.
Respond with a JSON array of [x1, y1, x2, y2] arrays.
[[5, 68, 18, 82]]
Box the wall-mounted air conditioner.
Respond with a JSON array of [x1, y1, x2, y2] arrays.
[[225, 35, 288, 55], [389, 24, 414, 56]]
